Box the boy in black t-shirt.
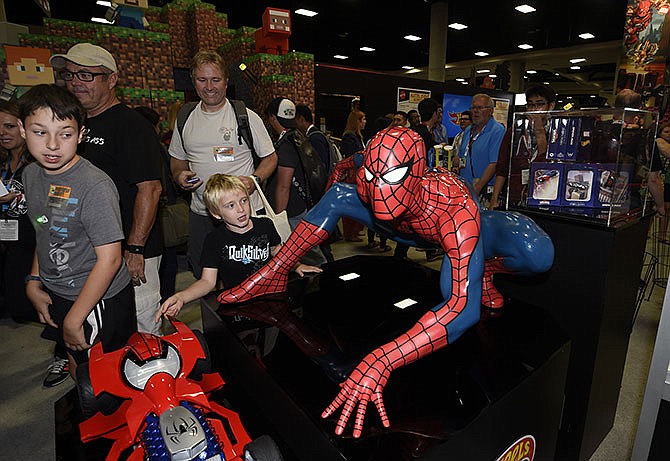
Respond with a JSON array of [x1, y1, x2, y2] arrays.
[[156, 174, 321, 320]]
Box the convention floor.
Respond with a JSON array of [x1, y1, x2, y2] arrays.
[[0, 236, 662, 460]]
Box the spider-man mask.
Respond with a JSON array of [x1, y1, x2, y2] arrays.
[[357, 126, 426, 220]]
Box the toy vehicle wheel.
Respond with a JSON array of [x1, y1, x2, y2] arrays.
[[244, 435, 283, 461], [189, 329, 212, 380], [76, 362, 123, 418]]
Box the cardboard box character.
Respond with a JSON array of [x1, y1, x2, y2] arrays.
[[254, 8, 291, 55]]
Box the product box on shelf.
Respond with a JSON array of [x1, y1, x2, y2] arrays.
[[504, 107, 657, 227]]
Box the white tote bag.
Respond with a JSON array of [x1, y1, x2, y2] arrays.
[[251, 186, 292, 244]]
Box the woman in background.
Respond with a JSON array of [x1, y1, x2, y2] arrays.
[[340, 110, 367, 242]]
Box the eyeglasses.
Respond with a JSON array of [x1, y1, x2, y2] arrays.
[[526, 102, 548, 109], [460, 118, 471, 123], [58, 70, 110, 82], [470, 105, 492, 111]]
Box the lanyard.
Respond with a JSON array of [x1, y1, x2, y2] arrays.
[[464, 126, 484, 177]]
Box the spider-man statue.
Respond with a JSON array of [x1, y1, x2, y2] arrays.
[[217, 126, 554, 438]]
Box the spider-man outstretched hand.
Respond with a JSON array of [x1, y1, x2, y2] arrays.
[[217, 126, 554, 438]]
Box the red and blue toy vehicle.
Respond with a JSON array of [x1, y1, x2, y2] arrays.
[[77, 318, 281, 461]]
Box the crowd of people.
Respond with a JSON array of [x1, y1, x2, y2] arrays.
[[0, 41, 666, 393]]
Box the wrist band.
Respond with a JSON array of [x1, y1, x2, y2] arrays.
[[126, 244, 145, 254], [25, 274, 41, 284]]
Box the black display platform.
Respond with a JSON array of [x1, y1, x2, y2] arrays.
[[497, 210, 651, 461], [202, 255, 571, 461]]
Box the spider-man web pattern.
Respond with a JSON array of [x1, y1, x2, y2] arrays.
[[217, 126, 553, 438]]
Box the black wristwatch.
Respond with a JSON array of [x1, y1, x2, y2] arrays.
[[126, 244, 145, 254], [251, 174, 262, 184], [25, 274, 41, 284]]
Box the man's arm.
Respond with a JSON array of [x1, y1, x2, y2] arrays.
[[475, 163, 497, 195], [647, 170, 666, 217], [171, 157, 201, 190], [62, 242, 123, 351], [239, 152, 278, 192], [126, 179, 162, 284]]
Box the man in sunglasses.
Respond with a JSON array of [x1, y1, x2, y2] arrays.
[[50, 43, 164, 336]]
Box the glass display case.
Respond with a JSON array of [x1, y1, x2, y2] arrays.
[[503, 108, 659, 227]]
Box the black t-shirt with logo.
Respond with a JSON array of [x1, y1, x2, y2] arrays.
[[200, 217, 281, 289], [81, 104, 163, 258]]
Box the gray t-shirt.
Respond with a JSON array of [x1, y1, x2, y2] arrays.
[[23, 158, 131, 300]]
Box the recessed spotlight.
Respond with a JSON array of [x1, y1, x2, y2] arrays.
[[402, 66, 415, 70], [448, 23, 468, 30], [461, 81, 468, 85], [543, 81, 550, 84], [406, 68, 422, 74], [579, 33, 595, 39], [590, 95, 596, 98], [295, 8, 318, 17], [96, 0, 112, 6], [526, 70, 537, 74], [360, 46, 375, 52], [570, 65, 581, 70], [474, 51, 489, 57], [518, 43, 533, 49], [555, 73, 560, 76], [333, 55, 348, 60], [515, 4, 536, 13], [456, 78, 465, 82], [567, 96, 573, 99], [404, 35, 422, 41], [394, 298, 418, 309], [339, 272, 360, 281], [476, 69, 490, 73], [570, 58, 586, 64], [489, 74, 497, 78], [91, 17, 113, 24]]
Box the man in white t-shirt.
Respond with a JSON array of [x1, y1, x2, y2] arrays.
[[169, 50, 278, 277]]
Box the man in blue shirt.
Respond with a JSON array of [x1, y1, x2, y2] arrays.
[[458, 93, 505, 202]]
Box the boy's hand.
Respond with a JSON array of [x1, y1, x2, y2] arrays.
[[294, 264, 323, 277], [156, 295, 184, 322], [63, 316, 90, 351], [26, 282, 57, 328]]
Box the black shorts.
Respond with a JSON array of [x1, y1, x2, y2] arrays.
[[48, 283, 137, 365]]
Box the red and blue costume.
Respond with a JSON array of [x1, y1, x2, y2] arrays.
[[217, 126, 554, 438]]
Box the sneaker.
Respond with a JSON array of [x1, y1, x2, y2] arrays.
[[43, 358, 70, 388]]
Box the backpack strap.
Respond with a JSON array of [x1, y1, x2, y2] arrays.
[[176, 101, 198, 152], [229, 99, 259, 166]]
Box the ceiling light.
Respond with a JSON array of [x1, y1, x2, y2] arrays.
[[402, 66, 415, 70], [474, 51, 489, 57], [555, 73, 560, 76], [570, 58, 586, 64], [461, 81, 468, 85], [543, 81, 550, 84], [91, 17, 114, 24], [448, 23, 468, 30], [570, 65, 581, 70], [333, 55, 348, 60], [404, 35, 422, 41], [295, 8, 318, 17], [579, 33, 595, 39], [526, 70, 537, 74], [476, 69, 490, 73], [96, 0, 112, 6], [406, 69, 422, 74], [360, 46, 375, 52], [456, 78, 465, 82], [590, 95, 596, 98], [515, 4, 536, 13], [518, 43, 533, 49], [489, 74, 497, 78]]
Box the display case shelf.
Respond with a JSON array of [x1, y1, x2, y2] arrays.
[[504, 108, 659, 228]]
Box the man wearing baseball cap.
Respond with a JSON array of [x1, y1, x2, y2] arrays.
[[49, 43, 164, 336], [264, 97, 326, 266]]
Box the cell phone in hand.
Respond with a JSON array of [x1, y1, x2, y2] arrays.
[[186, 177, 200, 184]]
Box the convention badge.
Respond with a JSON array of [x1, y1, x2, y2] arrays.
[[47, 184, 71, 209], [213, 146, 234, 162], [0, 219, 18, 241], [521, 168, 530, 185]]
